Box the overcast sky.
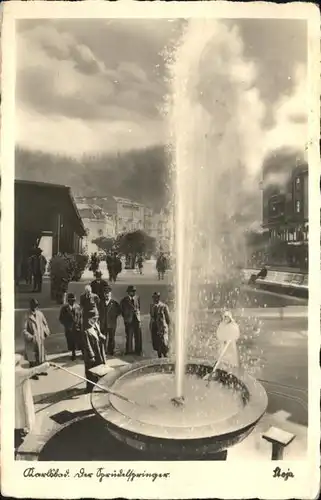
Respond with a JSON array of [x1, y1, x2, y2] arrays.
[[15, 18, 307, 157]]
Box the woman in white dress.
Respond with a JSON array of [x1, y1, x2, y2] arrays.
[[15, 354, 49, 445], [216, 310, 240, 368]]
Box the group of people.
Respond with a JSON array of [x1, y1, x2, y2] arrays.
[[17, 284, 239, 448], [18, 247, 47, 292], [22, 270, 172, 392]]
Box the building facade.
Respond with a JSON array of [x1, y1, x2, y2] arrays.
[[76, 196, 145, 235], [76, 203, 116, 254], [262, 163, 308, 269]]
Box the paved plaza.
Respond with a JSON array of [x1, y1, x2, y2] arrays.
[[15, 263, 308, 461]]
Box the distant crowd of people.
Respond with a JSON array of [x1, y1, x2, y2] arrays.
[[17, 246, 47, 292], [89, 251, 170, 281]]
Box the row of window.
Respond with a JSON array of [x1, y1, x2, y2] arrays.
[[268, 197, 304, 218], [270, 226, 309, 242], [267, 173, 307, 219]]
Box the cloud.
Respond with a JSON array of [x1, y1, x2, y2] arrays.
[[16, 21, 169, 155], [15, 18, 307, 159], [264, 64, 308, 159]]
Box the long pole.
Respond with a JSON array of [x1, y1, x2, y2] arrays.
[[204, 340, 232, 386], [49, 362, 154, 408]]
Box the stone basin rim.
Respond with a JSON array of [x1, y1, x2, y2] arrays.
[[91, 358, 268, 441]]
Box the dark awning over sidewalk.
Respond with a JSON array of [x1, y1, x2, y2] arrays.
[[15, 179, 86, 258]]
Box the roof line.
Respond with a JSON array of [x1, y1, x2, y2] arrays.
[[15, 179, 70, 190], [66, 187, 86, 235], [15, 179, 86, 237]]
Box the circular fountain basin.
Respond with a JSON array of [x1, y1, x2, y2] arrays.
[[91, 358, 268, 458]]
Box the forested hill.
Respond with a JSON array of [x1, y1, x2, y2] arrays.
[[15, 146, 170, 212]]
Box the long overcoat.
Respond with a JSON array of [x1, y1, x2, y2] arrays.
[[23, 310, 50, 364], [120, 295, 141, 324], [149, 301, 170, 351], [59, 303, 82, 351]]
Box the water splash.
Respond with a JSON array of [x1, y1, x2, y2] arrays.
[[167, 20, 266, 398]]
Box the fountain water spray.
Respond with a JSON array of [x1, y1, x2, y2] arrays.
[[167, 19, 266, 399]]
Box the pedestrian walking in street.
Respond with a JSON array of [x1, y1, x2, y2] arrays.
[[120, 285, 142, 356], [156, 253, 167, 280], [81, 285, 106, 392], [99, 285, 121, 356], [89, 252, 100, 276], [90, 270, 109, 300], [137, 255, 144, 275], [15, 354, 50, 447], [111, 252, 122, 282], [215, 310, 240, 368], [59, 293, 83, 361], [31, 248, 47, 292], [23, 298, 51, 378], [149, 292, 170, 358], [106, 252, 113, 281]]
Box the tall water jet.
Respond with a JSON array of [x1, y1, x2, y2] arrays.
[[168, 19, 265, 398]]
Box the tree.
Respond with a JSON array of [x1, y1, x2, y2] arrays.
[[117, 230, 156, 268], [91, 236, 115, 253]]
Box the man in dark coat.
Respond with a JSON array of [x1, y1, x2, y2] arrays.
[[120, 285, 142, 355], [106, 253, 113, 281], [90, 271, 109, 300], [59, 293, 82, 360], [80, 285, 105, 392], [149, 292, 170, 358], [137, 255, 144, 275], [31, 248, 47, 292], [80, 284, 100, 326], [89, 252, 99, 276], [156, 253, 167, 280], [99, 285, 121, 355], [110, 252, 122, 282]]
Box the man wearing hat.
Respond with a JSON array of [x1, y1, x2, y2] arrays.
[[30, 247, 47, 293], [120, 285, 142, 355], [23, 298, 50, 374], [149, 292, 170, 358], [90, 270, 109, 301], [59, 293, 82, 360], [80, 285, 106, 392], [99, 285, 121, 356]]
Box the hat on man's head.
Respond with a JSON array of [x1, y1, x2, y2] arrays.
[[127, 285, 136, 293], [30, 298, 39, 308], [95, 271, 102, 278], [67, 293, 75, 300], [152, 292, 161, 298]]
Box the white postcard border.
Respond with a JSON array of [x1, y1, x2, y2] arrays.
[[1, 2, 320, 499]]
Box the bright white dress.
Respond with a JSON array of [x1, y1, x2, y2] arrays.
[[15, 364, 48, 431], [216, 321, 240, 368]]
